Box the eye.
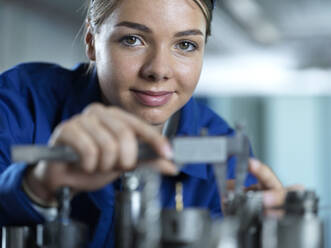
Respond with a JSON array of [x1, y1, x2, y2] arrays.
[[176, 41, 198, 52], [120, 35, 143, 47]]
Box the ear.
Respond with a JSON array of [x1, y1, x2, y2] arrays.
[[85, 23, 96, 61]]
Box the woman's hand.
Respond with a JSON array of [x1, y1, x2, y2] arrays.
[[248, 159, 304, 208], [24, 103, 177, 204]]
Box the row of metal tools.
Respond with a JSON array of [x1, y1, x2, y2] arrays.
[[2, 127, 324, 247]]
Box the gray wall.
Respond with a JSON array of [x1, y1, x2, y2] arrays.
[[0, 1, 87, 72]]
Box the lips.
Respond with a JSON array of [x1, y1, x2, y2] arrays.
[[132, 90, 174, 107]]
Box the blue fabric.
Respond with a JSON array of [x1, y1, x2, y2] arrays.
[[0, 63, 257, 248]]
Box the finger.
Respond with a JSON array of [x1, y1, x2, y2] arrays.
[[31, 159, 122, 195], [263, 185, 304, 209], [142, 159, 178, 176], [263, 189, 286, 208], [249, 158, 283, 190], [106, 108, 173, 159], [26, 161, 64, 200], [76, 116, 118, 172], [84, 104, 138, 169], [265, 184, 305, 209], [98, 115, 138, 170], [62, 169, 121, 191], [50, 120, 98, 173]]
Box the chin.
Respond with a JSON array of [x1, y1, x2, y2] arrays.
[[144, 116, 167, 126], [138, 108, 170, 126]]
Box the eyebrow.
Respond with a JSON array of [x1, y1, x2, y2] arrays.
[[174, 29, 204, 37], [115, 21, 204, 37], [115, 21, 152, 33]]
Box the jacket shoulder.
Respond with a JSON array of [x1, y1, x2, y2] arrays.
[[0, 63, 87, 101], [0, 62, 88, 90]]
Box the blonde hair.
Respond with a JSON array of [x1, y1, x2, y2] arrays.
[[86, 0, 212, 36]]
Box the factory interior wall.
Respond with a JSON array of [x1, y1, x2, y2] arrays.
[[0, 2, 86, 72]]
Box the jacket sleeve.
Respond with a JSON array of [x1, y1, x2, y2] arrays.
[[0, 69, 43, 225], [0, 163, 43, 225]]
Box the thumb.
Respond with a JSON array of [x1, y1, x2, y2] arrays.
[[248, 158, 283, 190]]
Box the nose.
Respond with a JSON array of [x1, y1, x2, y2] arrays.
[[140, 47, 174, 82]]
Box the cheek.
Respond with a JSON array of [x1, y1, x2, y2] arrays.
[[98, 49, 141, 93], [177, 60, 202, 94], [111, 50, 141, 80]]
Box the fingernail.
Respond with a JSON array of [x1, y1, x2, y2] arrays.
[[163, 144, 173, 160], [250, 158, 260, 171], [263, 192, 276, 207]]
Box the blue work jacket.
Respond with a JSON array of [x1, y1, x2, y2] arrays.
[[0, 63, 257, 247]]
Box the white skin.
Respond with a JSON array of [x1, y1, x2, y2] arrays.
[[24, 0, 286, 208]]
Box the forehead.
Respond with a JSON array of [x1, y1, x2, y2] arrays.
[[102, 0, 206, 34]]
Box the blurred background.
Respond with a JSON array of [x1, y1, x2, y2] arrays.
[[0, 0, 331, 245]]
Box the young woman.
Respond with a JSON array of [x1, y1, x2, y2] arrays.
[[0, 0, 284, 247]]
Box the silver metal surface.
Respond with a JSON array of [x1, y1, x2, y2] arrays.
[[12, 145, 79, 164], [172, 137, 227, 164], [11, 143, 156, 165], [135, 168, 161, 248], [161, 209, 211, 248], [277, 216, 323, 248], [2, 226, 39, 248], [11, 136, 237, 165], [115, 191, 142, 248], [212, 218, 240, 248]]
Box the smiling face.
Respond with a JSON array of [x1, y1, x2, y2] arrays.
[[86, 0, 207, 129]]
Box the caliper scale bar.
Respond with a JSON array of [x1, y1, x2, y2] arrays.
[[12, 136, 248, 165]]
